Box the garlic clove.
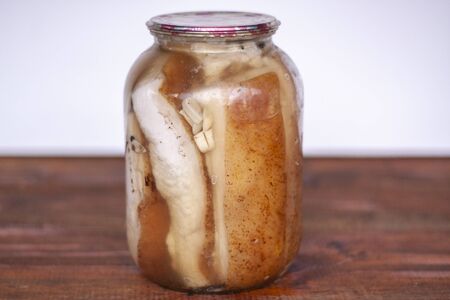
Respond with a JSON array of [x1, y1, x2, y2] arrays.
[[194, 131, 210, 153], [192, 122, 203, 134], [180, 98, 215, 152], [179, 110, 194, 127], [182, 98, 203, 124], [193, 129, 215, 153], [180, 109, 203, 134]]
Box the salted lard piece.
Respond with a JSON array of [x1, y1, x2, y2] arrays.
[[125, 112, 152, 264], [132, 77, 209, 288]]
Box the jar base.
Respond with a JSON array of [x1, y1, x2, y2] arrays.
[[142, 272, 284, 294]]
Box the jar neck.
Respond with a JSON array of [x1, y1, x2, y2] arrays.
[[155, 35, 274, 54]]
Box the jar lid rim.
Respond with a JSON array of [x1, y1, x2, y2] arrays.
[[147, 11, 280, 40]]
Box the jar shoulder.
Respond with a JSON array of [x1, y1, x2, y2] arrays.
[[125, 42, 302, 91]]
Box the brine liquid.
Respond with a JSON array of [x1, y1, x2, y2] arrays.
[[125, 39, 302, 292]]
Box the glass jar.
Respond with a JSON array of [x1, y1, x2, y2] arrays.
[[124, 11, 303, 293]]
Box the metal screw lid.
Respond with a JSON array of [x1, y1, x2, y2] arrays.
[[147, 11, 280, 40]]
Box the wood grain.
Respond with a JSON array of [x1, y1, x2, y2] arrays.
[[0, 158, 449, 299]]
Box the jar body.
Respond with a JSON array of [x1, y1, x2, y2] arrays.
[[124, 36, 303, 292]]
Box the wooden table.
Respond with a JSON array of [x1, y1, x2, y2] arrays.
[[0, 158, 449, 299]]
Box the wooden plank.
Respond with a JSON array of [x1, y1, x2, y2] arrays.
[[0, 158, 449, 299]]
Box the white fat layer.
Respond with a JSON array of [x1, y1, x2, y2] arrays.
[[125, 163, 139, 263], [182, 87, 230, 282], [132, 77, 209, 288], [125, 112, 151, 264]]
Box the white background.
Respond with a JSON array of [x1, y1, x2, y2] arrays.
[[1, 0, 449, 156]]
